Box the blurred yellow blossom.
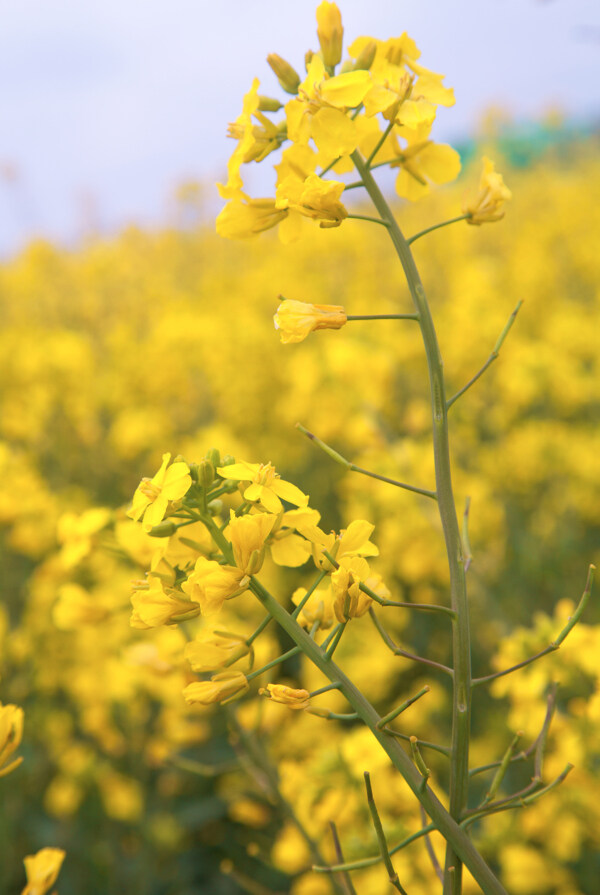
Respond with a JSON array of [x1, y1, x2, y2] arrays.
[[184, 630, 250, 673], [21, 848, 65, 895], [130, 578, 200, 628], [0, 703, 24, 777], [183, 671, 249, 706], [316, 2, 343, 67], [463, 156, 512, 224]]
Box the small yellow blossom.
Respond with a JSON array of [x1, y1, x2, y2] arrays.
[[128, 452, 191, 532], [331, 555, 374, 621], [217, 460, 308, 514], [292, 583, 335, 630], [181, 556, 247, 616], [463, 157, 512, 224], [184, 630, 250, 673], [389, 123, 461, 201], [56, 507, 111, 568], [22, 847, 66, 895], [130, 578, 200, 628], [0, 703, 24, 777], [274, 299, 347, 344], [183, 671, 249, 705], [275, 173, 348, 242], [259, 683, 311, 710], [215, 193, 288, 240], [269, 506, 321, 567], [316, 2, 343, 68], [226, 512, 277, 575], [53, 584, 110, 630], [304, 518, 379, 570]]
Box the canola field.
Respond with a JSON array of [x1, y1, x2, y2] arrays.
[[1, 138, 599, 894]]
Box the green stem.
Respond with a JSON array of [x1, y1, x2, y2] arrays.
[[347, 213, 391, 228], [246, 645, 302, 682], [314, 824, 436, 874], [352, 150, 473, 895], [366, 118, 396, 167], [346, 313, 419, 321], [407, 215, 470, 246], [364, 772, 408, 894], [248, 577, 506, 895]]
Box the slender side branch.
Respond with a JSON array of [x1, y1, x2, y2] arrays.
[[329, 822, 358, 895], [473, 566, 595, 687], [407, 215, 470, 246], [420, 804, 444, 884], [297, 423, 437, 500], [377, 686, 430, 729], [447, 300, 522, 410], [370, 609, 454, 677], [314, 825, 435, 874], [364, 772, 409, 894]]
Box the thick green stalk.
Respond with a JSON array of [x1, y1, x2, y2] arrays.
[[351, 151, 473, 895], [249, 578, 506, 895]]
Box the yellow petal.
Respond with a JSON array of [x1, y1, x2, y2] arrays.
[[319, 70, 372, 109]]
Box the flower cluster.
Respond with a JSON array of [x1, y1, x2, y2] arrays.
[[216, 2, 472, 243], [126, 449, 389, 709]]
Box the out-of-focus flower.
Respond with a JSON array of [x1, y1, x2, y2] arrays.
[[292, 583, 335, 630], [274, 298, 347, 344], [130, 578, 200, 628], [181, 557, 247, 616], [53, 584, 110, 630], [269, 507, 321, 567], [316, 2, 343, 68], [0, 703, 24, 777], [259, 683, 311, 710], [303, 519, 379, 571], [184, 630, 250, 673], [57, 507, 111, 568], [128, 453, 191, 532], [463, 157, 512, 224], [183, 671, 249, 705], [215, 194, 288, 239], [267, 54, 301, 95], [217, 460, 308, 514], [21, 847, 66, 895]]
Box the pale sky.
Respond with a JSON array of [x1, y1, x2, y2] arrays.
[[1, 0, 598, 256]]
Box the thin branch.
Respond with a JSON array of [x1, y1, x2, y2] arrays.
[[347, 213, 391, 228], [364, 772, 409, 894], [407, 215, 470, 246], [292, 570, 328, 620], [369, 609, 454, 677], [329, 822, 358, 895], [377, 686, 431, 729], [296, 423, 437, 500], [384, 729, 450, 758], [313, 825, 435, 874], [473, 567, 595, 687], [346, 313, 419, 321], [246, 645, 302, 682], [420, 804, 444, 884], [366, 118, 396, 167], [462, 497, 473, 573], [447, 300, 523, 410]]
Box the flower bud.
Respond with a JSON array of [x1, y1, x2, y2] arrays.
[[207, 498, 224, 516], [258, 95, 283, 112], [221, 454, 236, 467], [183, 671, 249, 705], [353, 39, 376, 72], [198, 458, 215, 487], [206, 448, 221, 468], [148, 520, 178, 538], [267, 54, 301, 95], [259, 683, 311, 710], [316, 2, 343, 68]]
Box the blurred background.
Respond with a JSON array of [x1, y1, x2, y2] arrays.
[[1, 3, 600, 895], [1, 0, 599, 256]]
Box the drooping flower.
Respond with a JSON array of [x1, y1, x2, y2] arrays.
[[217, 460, 308, 514], [181, 556, 247, 616], [275, 173, 348, 229], [130, 577, 200, 628], [331, 556, 375, 622], [226, 512, 277, 576], [0, 703, 24, 778], [128, 453, 192, 532], [389, 123, 461, 201], [215, 194, 288, 240], [21, 848, 66, 895], [183, 671, 249, 705], [463, 157, 512, 224], [274, 298, 347, 344], [259, 683, 311, 710]]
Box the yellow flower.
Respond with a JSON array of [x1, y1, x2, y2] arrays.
[[463, 157, 512, 224], [53, 584, 110, 630], [56, 507, 111, 568], [21, 847, 66, 895], [269, 507, 322, 567], [217, 460, 308, 514], [274, 298, 347, 344], [130, 577, 200, 628], [181, 556, 247, 616], [285, 55, 371, 159], [218, 78, 260, 197], [183, 671, 249, 705], [316, 2, 343, 68], [0, 703, 24, 778], [259, 683, 311, 710], [184, 630, 250, 673], [128, 452, 192, 532], [304, 518, 379, 571], [275, 173, 347, 242], [226, 512, 277, 575], [216, 194, 288, 240], [292, 583, 335, 630], [331, 556, 374, 622], [389, 123, 461, 201]]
